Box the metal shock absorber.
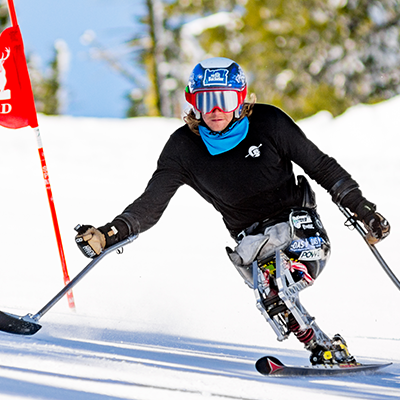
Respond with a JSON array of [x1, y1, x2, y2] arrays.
[[287, 314, 315, 345]]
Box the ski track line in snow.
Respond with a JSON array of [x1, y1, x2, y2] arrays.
[[0, 329, 399, 400]]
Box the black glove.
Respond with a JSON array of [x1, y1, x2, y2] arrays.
[[75, 224, 106, 258], [362, 212, 390, 245], [355, 201, 390, 245]]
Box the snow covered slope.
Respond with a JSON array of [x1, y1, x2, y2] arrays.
[[0, 97, 399, 399]]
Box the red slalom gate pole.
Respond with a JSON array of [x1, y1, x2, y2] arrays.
[[6, 0, 17, 27], [2, 0, 76, 311], [34, 128, 76, 310]]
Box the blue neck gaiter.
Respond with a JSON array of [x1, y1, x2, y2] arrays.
[[199, 117, 249, 156]]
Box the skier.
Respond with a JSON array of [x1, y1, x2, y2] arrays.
[[75, 57, 390, 366]]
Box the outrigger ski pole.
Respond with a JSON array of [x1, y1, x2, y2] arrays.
[[339, 205, 400, 291], [0, 232, 138, 335]]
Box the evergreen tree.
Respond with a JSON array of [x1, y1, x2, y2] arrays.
[[30, 40, 69, 115], [196, 0, 400, 119], [128, 0, 183, 117], [0, 1, 65, 116], [40, 52, 60, 115], [106, 0, 400, 119], [0, 0, 8, 30]]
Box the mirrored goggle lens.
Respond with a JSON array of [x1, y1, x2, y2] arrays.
[[195, 91, 239, 114]]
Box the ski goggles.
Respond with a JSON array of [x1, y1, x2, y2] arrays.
[[185, 87, 247, 114]]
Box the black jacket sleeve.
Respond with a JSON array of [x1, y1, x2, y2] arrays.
[[270, 107, 370, 216]]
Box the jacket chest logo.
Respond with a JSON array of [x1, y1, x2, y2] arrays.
[[245, 144, 262, 158]]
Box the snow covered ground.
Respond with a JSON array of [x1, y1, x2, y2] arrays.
[[0, 96, 399, 399]]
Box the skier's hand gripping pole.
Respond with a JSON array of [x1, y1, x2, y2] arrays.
[[75, 225, 106, 258], [338, 205, 400, 291], [360, 210, 390, 245]]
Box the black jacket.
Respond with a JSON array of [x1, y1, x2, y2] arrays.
[[101, 104, 365, 243]]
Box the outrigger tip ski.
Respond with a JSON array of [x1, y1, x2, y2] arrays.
[[0, 311, 42, 335]]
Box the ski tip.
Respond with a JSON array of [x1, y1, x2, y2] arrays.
[[0, 311, 42, 335], [255, 356, 285, 375]]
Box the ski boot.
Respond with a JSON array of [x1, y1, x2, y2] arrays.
[[309, 334, 357, 366]]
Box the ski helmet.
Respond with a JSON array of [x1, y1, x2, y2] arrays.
[[185, 57, 247, 118]]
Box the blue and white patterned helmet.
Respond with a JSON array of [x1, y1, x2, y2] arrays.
[[186, 57, 247, 94]]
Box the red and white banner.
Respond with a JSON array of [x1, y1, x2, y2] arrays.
[[0, 24, 38, 129]]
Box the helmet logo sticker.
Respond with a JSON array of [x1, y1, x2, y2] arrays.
[[203, 68, 229, 86], [245, 144, 262, 158]]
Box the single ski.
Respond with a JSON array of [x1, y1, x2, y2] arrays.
[[255, 356, 391, 377]]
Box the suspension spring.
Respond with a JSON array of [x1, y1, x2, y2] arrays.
[[287, 314, 314, 344]]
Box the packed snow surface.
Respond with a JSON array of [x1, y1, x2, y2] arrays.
[[0, 97, 399, 399]]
